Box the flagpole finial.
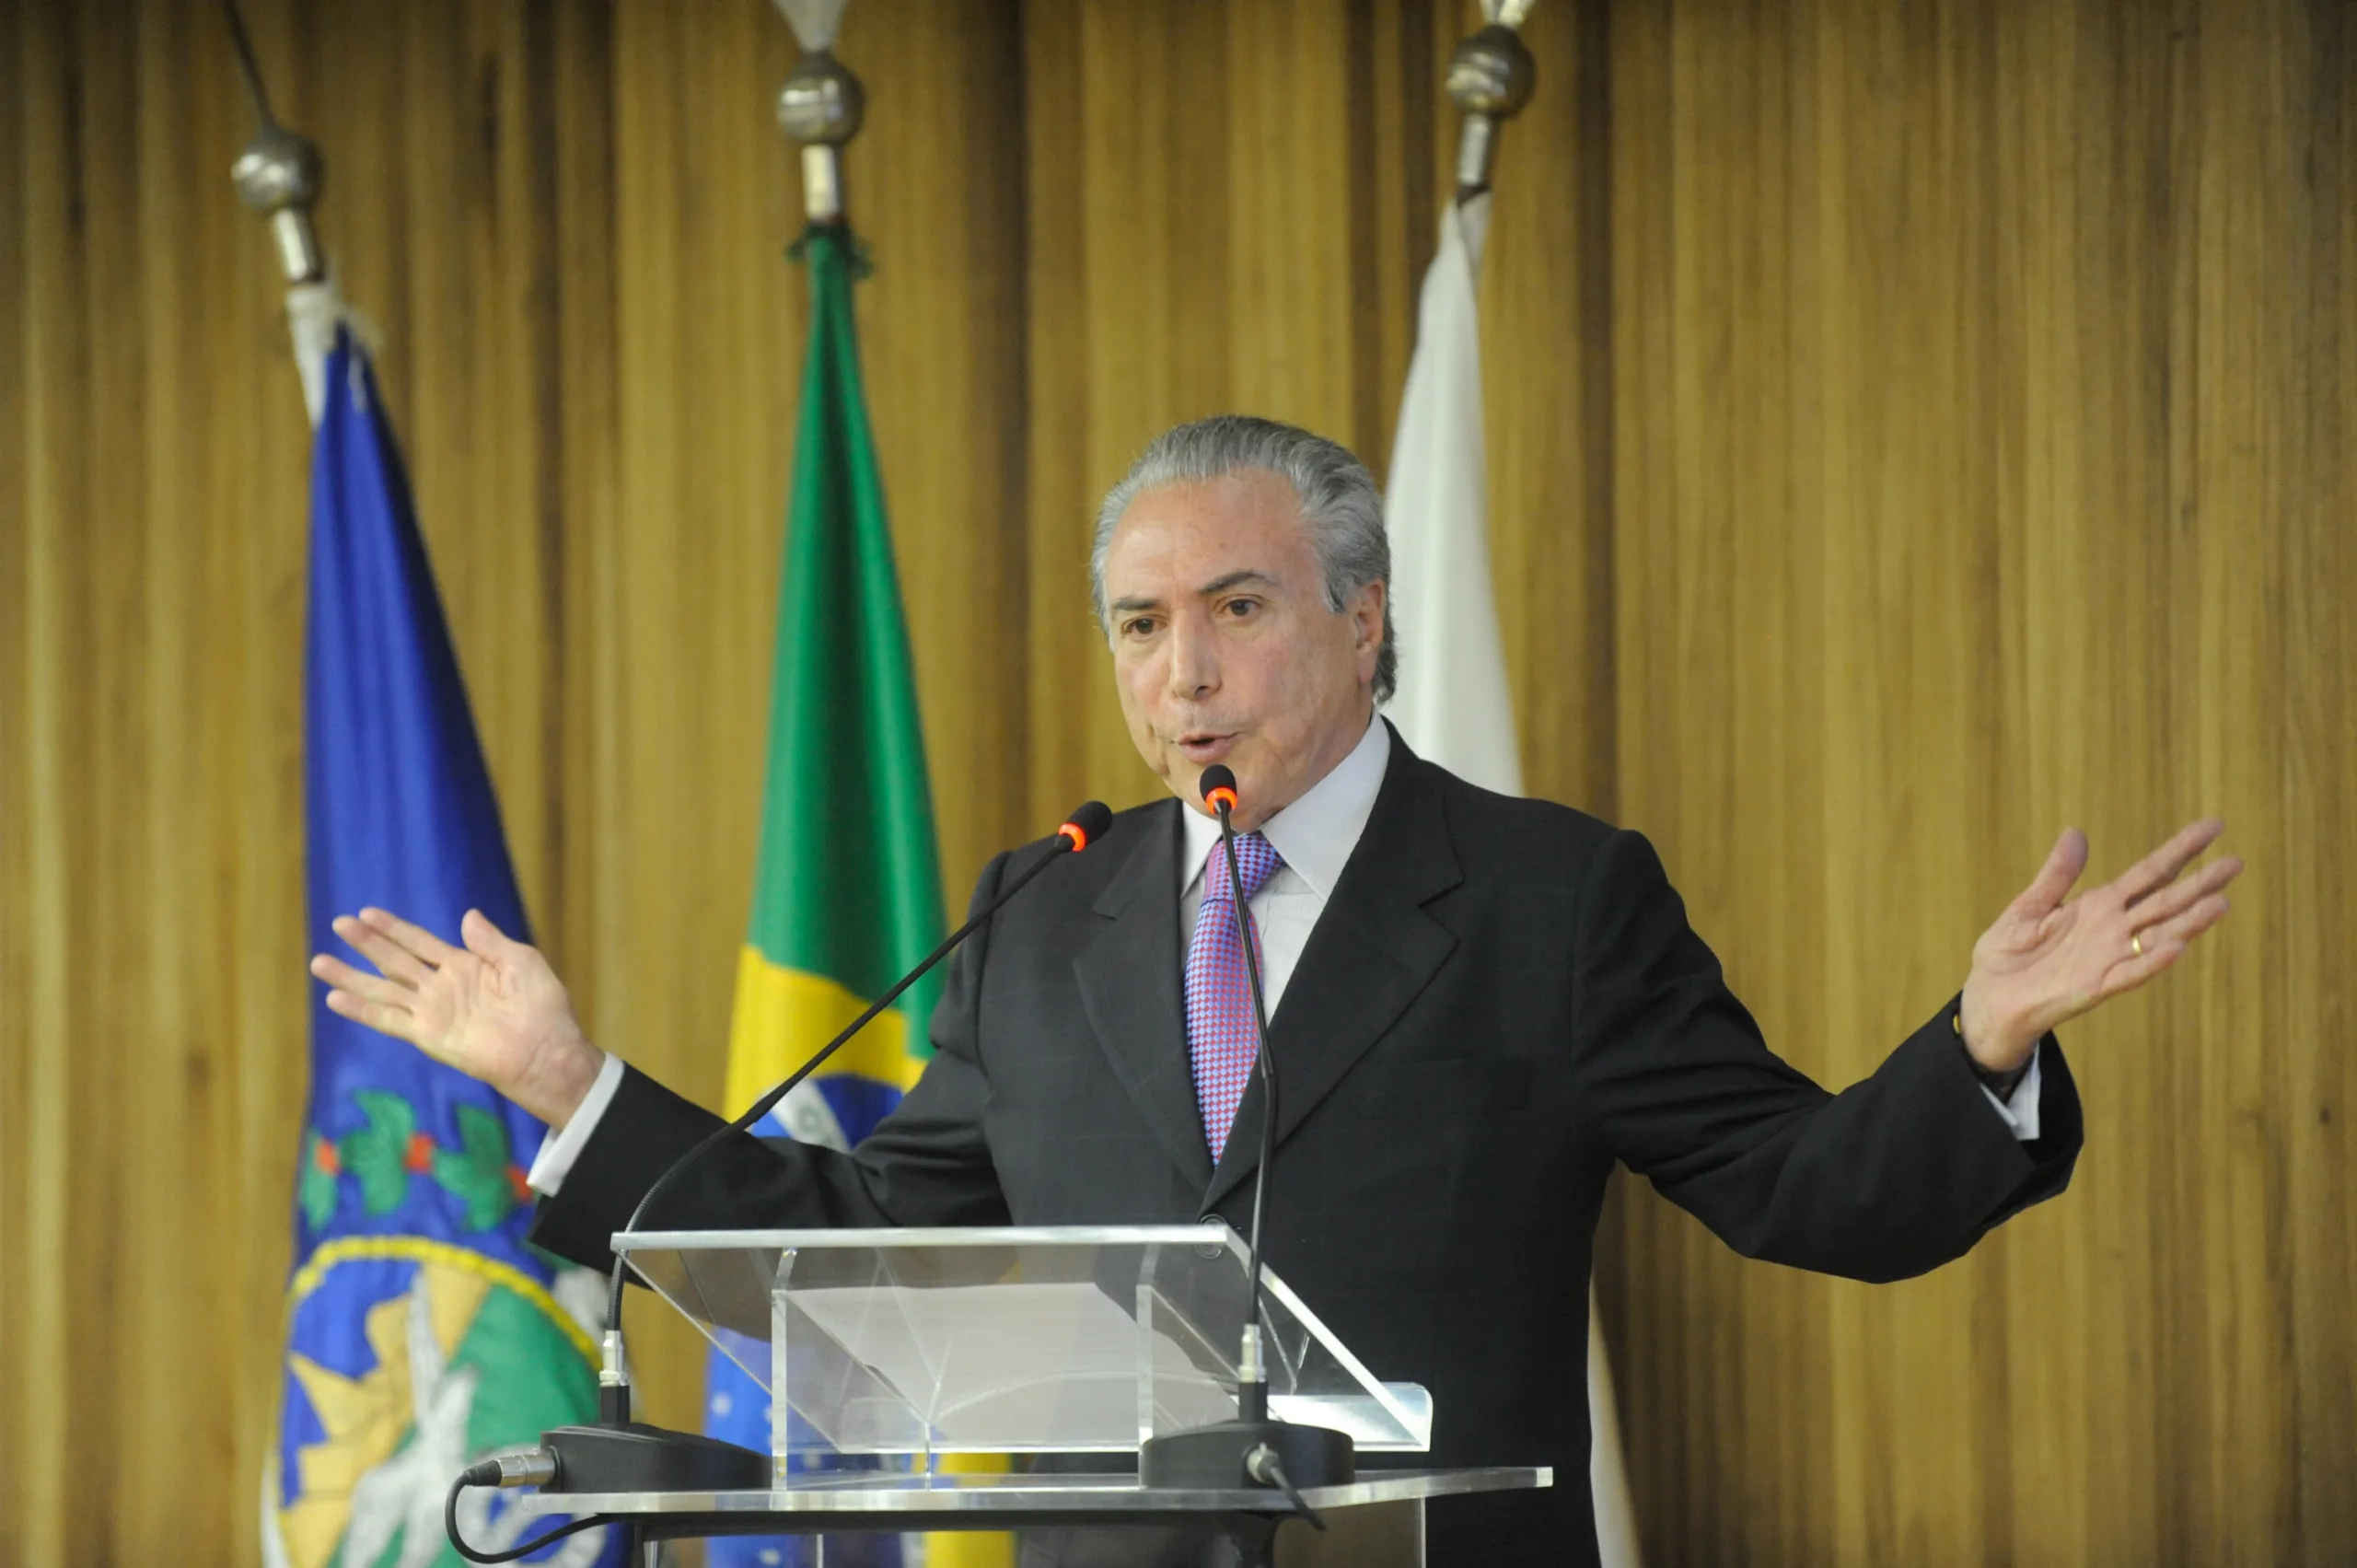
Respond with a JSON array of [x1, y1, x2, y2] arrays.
[[1446, 21, 1537, 204], [776, 48, 865, 226], [224, 0, 328, 284], [233, 122, 329, 285]]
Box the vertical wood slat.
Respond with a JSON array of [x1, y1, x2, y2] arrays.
[[0, 0, 30, 1546], [11, 9, 85, 1563], [2, 0, 2350, 1562]]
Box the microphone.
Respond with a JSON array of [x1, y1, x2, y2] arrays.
[[1198, 765, 1280, 1418], [474, 801, 1116, 1534], [1136, 765, 1352, 1510]]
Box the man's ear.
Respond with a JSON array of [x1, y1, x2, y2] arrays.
[[1353, 579, 1387, 653]]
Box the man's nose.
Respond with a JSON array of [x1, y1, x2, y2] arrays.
[[1167, 618, 1218, 698]]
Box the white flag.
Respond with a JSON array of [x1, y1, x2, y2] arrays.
[[1383, 195, 1646, 1568]]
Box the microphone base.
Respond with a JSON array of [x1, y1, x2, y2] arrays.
[[538, 1422, 771, 1494], [1137, 1418, 1355, 1491]]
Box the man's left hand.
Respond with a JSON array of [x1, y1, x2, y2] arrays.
[[1959, 818, 2243, 1072]]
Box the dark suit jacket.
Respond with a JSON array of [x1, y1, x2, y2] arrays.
[[534, 731, 2082, 1566]]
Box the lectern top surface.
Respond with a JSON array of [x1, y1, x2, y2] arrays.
[[614, 1225, 1237, 1253], [510, 1466, 1554, 1518]]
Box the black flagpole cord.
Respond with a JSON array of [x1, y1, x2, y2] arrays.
[[219, 0, 278, 128]]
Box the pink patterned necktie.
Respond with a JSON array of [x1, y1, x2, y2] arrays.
[[1186, 830, 1283, 1160]]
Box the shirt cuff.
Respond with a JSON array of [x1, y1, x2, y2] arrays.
[[1978, 1043, 2043, 1142], [525, 1051, 626, 1196]]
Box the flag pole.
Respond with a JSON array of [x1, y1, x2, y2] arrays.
[[225, 0, 325, 285], [1429, 9, 1643, 1566], [772, 0, 865, 225], [1444, 2, 1538, 209], [223, 0, 339, 426], [227, 16, 644, 1562]]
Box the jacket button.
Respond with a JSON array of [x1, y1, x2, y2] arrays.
[[1194, 1215, 1223, 1260]]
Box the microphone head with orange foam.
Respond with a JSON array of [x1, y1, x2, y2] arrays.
[[1057, 800, 1114, 852], [1198, 764, 1239, 817]]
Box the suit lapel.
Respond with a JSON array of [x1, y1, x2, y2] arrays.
[[1204, 742, 1463, 1210], [1072, 800, 1216, 1192]]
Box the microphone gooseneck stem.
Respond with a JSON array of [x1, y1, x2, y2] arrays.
[[1214, 800, 1281, 1418], [598, 826, 1091, 1382]]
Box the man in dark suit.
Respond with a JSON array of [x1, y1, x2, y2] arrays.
[[314, 416, 2240, 1565]]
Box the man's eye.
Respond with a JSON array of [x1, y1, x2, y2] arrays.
[[1222, 598, 1260, 619], [1122, 617, 1158, 637]]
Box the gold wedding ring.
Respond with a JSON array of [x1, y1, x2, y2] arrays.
[[2131, 932, 2145, 958]]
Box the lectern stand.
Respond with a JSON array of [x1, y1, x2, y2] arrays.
[[511, 1225, 1550, 1565]]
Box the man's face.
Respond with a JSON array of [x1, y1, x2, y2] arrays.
[[1101, 470, 1384, 830]]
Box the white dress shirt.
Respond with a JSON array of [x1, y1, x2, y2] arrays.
[[530, 710, 2037, 1194]]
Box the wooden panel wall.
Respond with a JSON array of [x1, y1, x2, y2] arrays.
[[1596, 5, 2355, 1562], [3, 0, 2349, 1563]]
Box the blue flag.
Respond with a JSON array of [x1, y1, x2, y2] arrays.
[[266, 328, 619, 1568]]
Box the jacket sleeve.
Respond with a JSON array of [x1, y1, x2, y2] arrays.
[[528, 853, 1016, 1274], [1573, 828, 2082, 1283]]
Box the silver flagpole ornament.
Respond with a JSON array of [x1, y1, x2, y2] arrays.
[[1446, 1, 1538, 206], [222, 0, 342, 424], [223, 0, 326, 285], [772, 0, 863, 224]]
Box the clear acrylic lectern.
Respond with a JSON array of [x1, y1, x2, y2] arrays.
[[516, 1225, 1549, 1566], [618, 1224, 1432, 1465]]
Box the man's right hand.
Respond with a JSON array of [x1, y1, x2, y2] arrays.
[[310, 908, 605, 1129]]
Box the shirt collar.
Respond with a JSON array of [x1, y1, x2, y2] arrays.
[[1179, 713, 1391, 899]]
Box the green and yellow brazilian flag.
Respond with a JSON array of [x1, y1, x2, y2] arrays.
[[701, 224, 1004, 1568], [726, 226, 946, 1141]]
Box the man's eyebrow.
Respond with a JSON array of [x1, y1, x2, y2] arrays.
[[1195, 569, 1281, 597], [1109, 571, 1279, 616]]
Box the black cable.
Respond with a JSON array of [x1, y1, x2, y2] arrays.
[[445, 1466, 615, 1564], [1244, 1446, 1326, 1531]]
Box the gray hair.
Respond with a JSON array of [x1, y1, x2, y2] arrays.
[[1089, 414, 1398, 703]]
